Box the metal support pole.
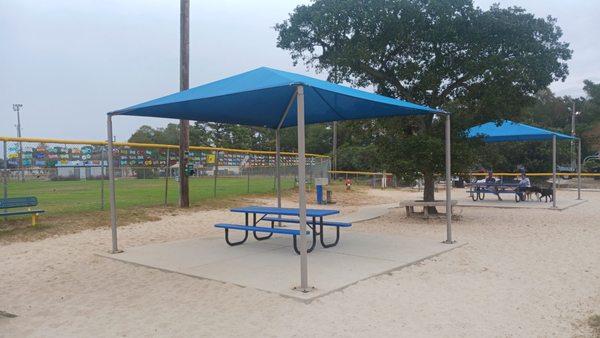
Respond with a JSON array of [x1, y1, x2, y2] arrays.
[[332, 121, 337, 180], [247, 156, 251, 193], [164, 148, 170, 206], [444, 113, 453, 244], [295, 86, 310, 292], [213, 151, 219, 198], [107, 115, 119, 253], [275, 129, 282, 209], [100, 147, 105, 210], [13, 104, 24, 182], [3, 140, 7, 219], [577, 139, 581, 200], [552, 135, 557, 208], [571, 101, 576, 170]]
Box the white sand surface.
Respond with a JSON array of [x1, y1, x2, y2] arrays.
[[1, 189, 599, 337]]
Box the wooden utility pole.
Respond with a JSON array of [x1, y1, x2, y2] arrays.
[[178, 0, 190, 207]]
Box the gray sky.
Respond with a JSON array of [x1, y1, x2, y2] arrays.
[[1, 0, 599, 141]]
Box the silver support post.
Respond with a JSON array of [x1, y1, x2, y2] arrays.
[[275, 130, 282, 227], [295, 85, 310, 292], [444, 113, 453, 244], [165, 148, 170, 206], [577, 139, 581, 200], [332, 121, 337, 180], [100, 147, 105, 210], [107, 115, 119, 253], [3, 140, 7, 219], [213, 151, 219, 198], [552, 135, 557, 208], [276, 129, 282, 207]]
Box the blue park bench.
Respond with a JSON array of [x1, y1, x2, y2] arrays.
[[0, 197, 45, 226]]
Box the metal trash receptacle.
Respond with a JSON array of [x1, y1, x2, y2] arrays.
[[314, 178, 328, 204]]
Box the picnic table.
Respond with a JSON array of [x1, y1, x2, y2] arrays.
[[399, 200, 457, 218], [214, 206, 351, 254], [466, 181, 522, 202]]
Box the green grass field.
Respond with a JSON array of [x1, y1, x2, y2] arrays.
[[4, 176, 295, 215]]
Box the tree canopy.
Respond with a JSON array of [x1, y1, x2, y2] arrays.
[[276, 0, 572, 202]]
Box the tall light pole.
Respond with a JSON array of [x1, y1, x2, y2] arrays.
[[12, 104, 24, 181], [178, 0, 190, 208]]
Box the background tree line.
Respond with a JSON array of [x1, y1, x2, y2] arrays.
[[129, 81, 600, 173]]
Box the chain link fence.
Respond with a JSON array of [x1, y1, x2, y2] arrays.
[[1, 138, 330, 215], [329, 170, 397, 188]]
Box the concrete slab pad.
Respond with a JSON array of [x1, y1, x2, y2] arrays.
[[457, 198, 586, 210], [98, 232, 460, 301]]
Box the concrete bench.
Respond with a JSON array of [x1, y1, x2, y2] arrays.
[[398, 200, 457, 219]]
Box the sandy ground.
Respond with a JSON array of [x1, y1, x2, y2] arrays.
[[1, 188, 599, 337]]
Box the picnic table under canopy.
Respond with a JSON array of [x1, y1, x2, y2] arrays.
[[467, 120, 581, 207], [106, 66, 452, 292]]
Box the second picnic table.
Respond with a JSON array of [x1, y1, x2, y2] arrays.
[[214, 206, 352, 254]]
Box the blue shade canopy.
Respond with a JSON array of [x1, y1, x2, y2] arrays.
[[112, 67, 440, 128], [467, 120, 576, 142]]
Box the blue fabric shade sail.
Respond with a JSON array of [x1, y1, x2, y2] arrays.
[[112, 67, 440, 128], [467, 120, 576, 143]]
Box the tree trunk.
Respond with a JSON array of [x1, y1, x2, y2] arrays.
[[423, 171, 438, 214]]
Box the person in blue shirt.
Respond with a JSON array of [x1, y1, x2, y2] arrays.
[[516, 172, 531, 201]]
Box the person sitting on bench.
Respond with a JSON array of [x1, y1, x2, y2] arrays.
[[516, 172, 531, 201], [485, 169, 502, 201]]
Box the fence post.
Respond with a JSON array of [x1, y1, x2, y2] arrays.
[[3, 140, 7, 219], [247, 155, 251, 193], [213, 151, 219, 198], [100, 147, 105, 210], [164, 148, 170, 206]]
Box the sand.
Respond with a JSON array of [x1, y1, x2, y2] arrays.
[[1, 188, 599, 337]]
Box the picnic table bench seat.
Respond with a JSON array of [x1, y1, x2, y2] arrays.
[[0, 197, 45, 226], [214, 223, 314, 254], [261, 216, 351, 227], [261, 217, 351, 248]]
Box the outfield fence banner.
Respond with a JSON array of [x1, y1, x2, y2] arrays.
[[1, 136, 330, 215]]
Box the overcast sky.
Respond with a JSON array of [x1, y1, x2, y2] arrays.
[[1, 0, 599, 141]]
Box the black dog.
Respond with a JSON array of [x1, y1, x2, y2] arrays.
[[523, 186, 541, 201], [538, 187, 553, 202]]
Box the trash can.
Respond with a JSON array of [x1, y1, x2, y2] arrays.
[[316, 185, 323, 204], [314, 178, 329, 204]]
